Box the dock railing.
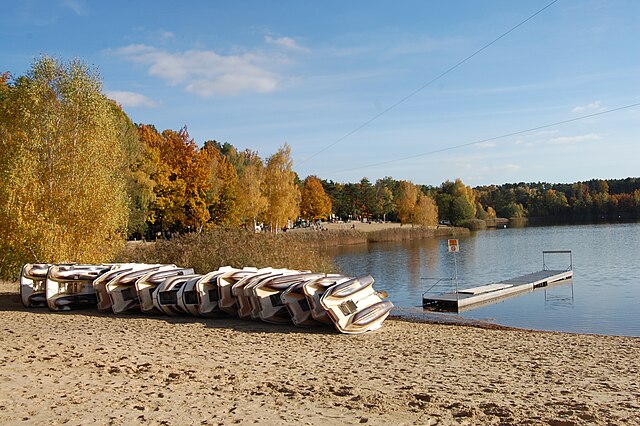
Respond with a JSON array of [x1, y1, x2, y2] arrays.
[[542, 250, 572, 272], [421, 277, 457, 300]]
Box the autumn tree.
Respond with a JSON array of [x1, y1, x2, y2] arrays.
[[374, 177, 396, 222], [300, 176, 332, 221], [202, 141, 239, 226], [139, 125, 184, 235], [395, 180, 419, 226], [164, 128, 213, 232], [141, 125, 213, 235], [413, 193, 439, 227], [108, 102, 156, 238], [234, 150, 267, 229], [264, 144, 300, 232], [0, 57, 129, 277]]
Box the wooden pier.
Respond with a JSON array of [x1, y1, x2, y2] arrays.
[[423, 251, 573, 312]]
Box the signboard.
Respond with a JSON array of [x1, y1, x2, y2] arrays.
[[447, 239, 459, 253]]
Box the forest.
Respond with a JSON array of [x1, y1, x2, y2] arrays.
[[1, 57, 639, 276]]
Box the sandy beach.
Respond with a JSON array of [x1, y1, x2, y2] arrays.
[[1, 280, 638, 425]]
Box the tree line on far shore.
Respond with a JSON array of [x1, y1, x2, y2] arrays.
[[2, 57, 640, 277], [323, 176, 640, 225]]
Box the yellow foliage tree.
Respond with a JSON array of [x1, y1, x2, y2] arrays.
[[300, 176, 332, 221], [143, 126, 214, 234], [394, 180, 418, 226], [0, 57, 128, 277], [235, 150, 267, 229], [453, 178, 477, 218], [413, 193, 439, 227], [264, 144, 300, 232], [138, 124, 185, 235]]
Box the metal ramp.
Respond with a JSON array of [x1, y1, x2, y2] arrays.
[[423, 250, 573, 312]]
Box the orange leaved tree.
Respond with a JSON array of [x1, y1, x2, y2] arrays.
[[300, 176, 332, 221]]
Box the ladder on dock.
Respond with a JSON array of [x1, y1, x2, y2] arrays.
[[423, 250, 573, 312]]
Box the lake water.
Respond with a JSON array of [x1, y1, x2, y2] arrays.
[[330, 223, 640, 337]]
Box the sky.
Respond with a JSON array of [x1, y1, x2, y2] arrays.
[[1, 0, 639, 187]]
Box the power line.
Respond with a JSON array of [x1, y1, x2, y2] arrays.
[[331, 102, 640, 174], [299, 0, 560, 165]]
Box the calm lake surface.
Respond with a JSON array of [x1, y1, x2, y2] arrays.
[[330, 223, 640, 337]]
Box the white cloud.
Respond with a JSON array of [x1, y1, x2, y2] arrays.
[[548, 133, 601, 145], [106, 90, 157, 108], [62, 0, 87, 16], [572, 101, 605, 113], [114, 44, 279, 97], [265, 35, 310, 52]]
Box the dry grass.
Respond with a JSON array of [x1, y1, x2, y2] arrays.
[[116, 226, 470, 275], [284, 229, 367, 247], [366, 226, 469, 243], [115, 228, 335, 274], [287, 224, 469, 246]]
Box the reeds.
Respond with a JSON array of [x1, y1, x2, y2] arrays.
[[366, 226, 469, 243], [116, 226, 470, 275], [116, 228, 335, 274]]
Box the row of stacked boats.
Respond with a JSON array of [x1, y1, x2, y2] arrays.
[[20, 263, 394, 334]]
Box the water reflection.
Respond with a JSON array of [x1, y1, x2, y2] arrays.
[[330, 223, 640, 337]]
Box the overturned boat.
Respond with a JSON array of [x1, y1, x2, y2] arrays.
[[194, 266, 239, 317], [218, 268, 259, 316], [254, 272, 323, 324], [137, 267, 195, 314], [20, 261, 394, 334], [94, 263, 159, 312], [233, 268, 277, 319], [320, 275, 394, 334], [154, 273, 202, 316], [45, 264, 112, 311], [108, 265, 175, 314], [177, 275, 208, 316], [20, 263, 52, 308], [281, 274, 339, 327], [303, 274, 352, 325]]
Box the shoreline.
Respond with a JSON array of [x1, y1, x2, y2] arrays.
[[1, 281, 638, 425]]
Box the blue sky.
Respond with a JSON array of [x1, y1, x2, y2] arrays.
[[2, 0, 639, 187]]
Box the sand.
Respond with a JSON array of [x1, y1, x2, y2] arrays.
[[1, 281, 638, 425]]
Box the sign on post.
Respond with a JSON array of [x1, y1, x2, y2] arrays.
[[448, 239, 459, 253]]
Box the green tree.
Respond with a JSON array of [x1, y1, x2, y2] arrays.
[[356, 178, 376, 219], [108, 102, 155, 238], [374, 177, 396, 221], [0, 57, 128, 277], [437, 178, 476, 225], [449, 196, 475, 225]]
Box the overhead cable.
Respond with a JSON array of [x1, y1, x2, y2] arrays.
[[331, 102, 640, 174], [299, 0, 560, 165]]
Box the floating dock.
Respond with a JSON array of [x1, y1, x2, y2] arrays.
[[423, 251, 573, 312]]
